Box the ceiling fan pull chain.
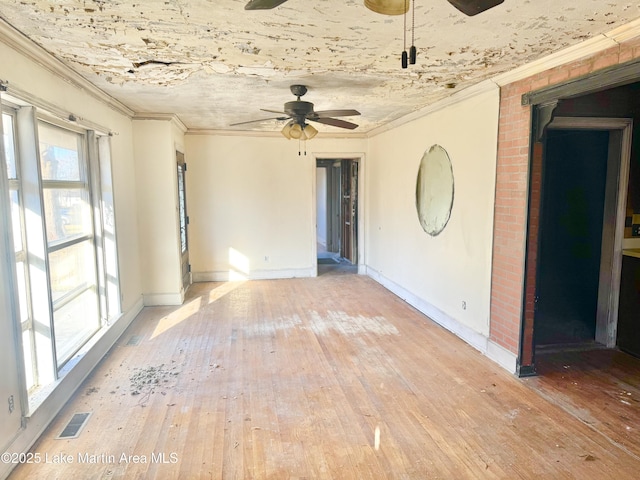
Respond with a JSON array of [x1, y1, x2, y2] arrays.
[[410, 0, 417, 64], [402, 0, 408, 68]]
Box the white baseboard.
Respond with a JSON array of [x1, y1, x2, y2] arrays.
[[143, 292, 184, 306], [193, 267, 315, 282], [1, 297, 144, 480], [487, 339, 518, 372], [366, 266, 517, 374]]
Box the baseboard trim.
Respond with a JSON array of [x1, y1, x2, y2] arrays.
[[487, 339, 518, 373], [365, 266, 517, 374], [193, 267, 315, 282], [1, 297, 143, 480], [142, 292, 184, 306]]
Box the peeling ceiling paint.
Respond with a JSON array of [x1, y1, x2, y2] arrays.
[[0, 0, 639, 133]]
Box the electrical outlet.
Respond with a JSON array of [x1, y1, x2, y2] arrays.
[[462, 301, 467, 310], [8, 395, 14, 414], [264, 255, 269, 262]]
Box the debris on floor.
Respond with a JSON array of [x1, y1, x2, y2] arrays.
[[129, 364, 179, 406]]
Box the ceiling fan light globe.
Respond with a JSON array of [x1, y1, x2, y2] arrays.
[[281, 122, 293, 139], [304, 124, 318, 139], [364, 0, 409, 15], [289, 123, 303, 139]]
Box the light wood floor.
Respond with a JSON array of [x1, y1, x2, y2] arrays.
[[9, 267, 640, 479]]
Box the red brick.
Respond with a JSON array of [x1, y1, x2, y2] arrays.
[[592, 51, 620, 71]]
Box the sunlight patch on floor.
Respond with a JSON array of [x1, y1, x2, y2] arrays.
[[150, 297, 202, 339], [208, 281, 246, 304]]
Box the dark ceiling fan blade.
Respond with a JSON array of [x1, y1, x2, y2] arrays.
[[309, 117, 359, 130], [230, 116, 290, 126], [313, 109, 361, 118], [446, 0, 504, 16], [245, 0, 289, 10], [260, 108, 288, 115]]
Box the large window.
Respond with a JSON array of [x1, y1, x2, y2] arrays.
[[2, 104, 119, 405], [39, 122, 100, 365], [3, 111, 35, 391]]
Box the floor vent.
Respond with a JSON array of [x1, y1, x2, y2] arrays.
[[126, 335, 142, 346], [57, 412, 91, 439]]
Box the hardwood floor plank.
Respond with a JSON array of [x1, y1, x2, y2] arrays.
[[8, 272, 640, 479]]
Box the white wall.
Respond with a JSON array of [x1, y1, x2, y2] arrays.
[[132, 118, 185, 304], [366, 86, 500, 343], [185, 134, 366, 280], [0, 26, 143, 479]]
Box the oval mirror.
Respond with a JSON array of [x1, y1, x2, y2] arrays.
[[415, 145, 454, 236]]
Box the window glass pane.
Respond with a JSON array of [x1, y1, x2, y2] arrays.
[[49, 241, 96, 303], [3, 113, 16, 179], [54, 289, 100, 365], [42, 187, 91, 243], [22, 330, 34, 391], [38, 122, 83, 181], [16, 260, 29, 323], [10, 189, 23, 251]]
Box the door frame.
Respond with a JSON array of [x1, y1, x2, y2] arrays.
[[312, 153, 365, 276], [541, 117, 632, 348]]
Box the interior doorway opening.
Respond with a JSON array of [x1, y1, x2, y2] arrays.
[[535, 129, 610, 347], [532, 117, 632, 357], [316, 158, 358, 266]]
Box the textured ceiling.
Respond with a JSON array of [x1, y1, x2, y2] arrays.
[[1, 1, 639, 133]]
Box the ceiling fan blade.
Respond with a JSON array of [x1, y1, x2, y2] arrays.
[[446, 0, 504, 16], [245, 0, 289, 10], [310, 117, 359, 130], [260, 108, 288, 115], [313, 109, 361, 118], [230, 116, 289, 126]]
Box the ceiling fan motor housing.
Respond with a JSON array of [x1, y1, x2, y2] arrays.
[[284, 100, 314, 118]]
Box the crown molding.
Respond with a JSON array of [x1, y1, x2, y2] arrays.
[[0, 18, 134, 117], [605, 17, 640, 44], [132, 113, 187, 133], [492, 35, 618, 87], [366, 79, 499, 138], [492, 19, 640, 87]]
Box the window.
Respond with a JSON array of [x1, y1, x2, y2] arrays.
[[39, 122, 100, 365], [2, 104, 120, 405], [3, 111, 35, 391]]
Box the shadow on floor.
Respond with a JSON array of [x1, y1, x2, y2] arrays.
[[524, 348, 640, 458]]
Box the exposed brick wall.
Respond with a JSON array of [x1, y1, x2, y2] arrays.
[[490, 37, 640, 359]]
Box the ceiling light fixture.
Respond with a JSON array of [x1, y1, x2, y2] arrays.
[[364, 0, 408, 15], [281, 121, 318, 141]]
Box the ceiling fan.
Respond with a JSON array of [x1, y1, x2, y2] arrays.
[[244, 0, 504, 16], [230, 85, 360, 140]]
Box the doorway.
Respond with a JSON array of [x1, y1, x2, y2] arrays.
[[176, 151, 190, 292], [533, 118, 631, 352], [316, 158, 358, 266], [535, 129, 609, 346]]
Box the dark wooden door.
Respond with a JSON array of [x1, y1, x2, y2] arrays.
[[340, 160, 358, 264]]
